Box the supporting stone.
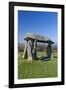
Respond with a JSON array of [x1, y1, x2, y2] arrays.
[[31, 40, 34, 59], [40, 43, 52, 60], [32, 40, 37, 60], [47, 43, 52, 59], [27, 40, 33, 61], [22, 41, 28, 59]]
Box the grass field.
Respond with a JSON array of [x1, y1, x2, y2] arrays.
[[18, 51, 57, 79]]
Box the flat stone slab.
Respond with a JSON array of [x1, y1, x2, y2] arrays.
[[24, 33, 54, 44]]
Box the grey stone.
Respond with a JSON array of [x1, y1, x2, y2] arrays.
[[23, 33, 54, 60], [24, 33, 54, 44], [22, 41, 28, 59], [32, 40, 37, 60], [27, 40, 33, 61], [40, 43, 52, 61]]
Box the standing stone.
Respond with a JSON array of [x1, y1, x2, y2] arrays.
[[47, 43, 52, 59], [31, 40, 34, 59], [23, 41, 28, 59], [27, 40, 32, 60], [32, 40, 37, 60]]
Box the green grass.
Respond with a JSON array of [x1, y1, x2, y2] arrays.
[[18, 51, 57, 79]]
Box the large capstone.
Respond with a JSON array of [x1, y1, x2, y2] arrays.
[[24, 33, 54, 44]]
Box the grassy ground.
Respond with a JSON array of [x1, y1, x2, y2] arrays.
[[18, 51, 57, 79]]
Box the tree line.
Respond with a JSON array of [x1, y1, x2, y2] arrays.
[[18, 43, 57, 53]]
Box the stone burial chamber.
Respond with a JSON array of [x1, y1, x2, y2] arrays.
[[23, 33, 54, 61]]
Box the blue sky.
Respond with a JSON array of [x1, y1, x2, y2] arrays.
[[18, 10, 57, 44]]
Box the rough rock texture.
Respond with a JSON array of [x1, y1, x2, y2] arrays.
[[23, 33, 54, 60], [24, 33, 54, 44]]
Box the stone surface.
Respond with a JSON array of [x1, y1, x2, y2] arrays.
[[24, 33, 54, 44], [32, 40, 37, 60], [27, 40, 33, 61], [23, 33, 54, 60], [22, 41, 28, 59]]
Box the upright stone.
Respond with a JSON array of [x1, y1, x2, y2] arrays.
[[23, 41, 28, 59], [47, 43, 52, 59], [31, 40, 34, 58], [27, 40, 32, 61], [32, 40, 37, 60]]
